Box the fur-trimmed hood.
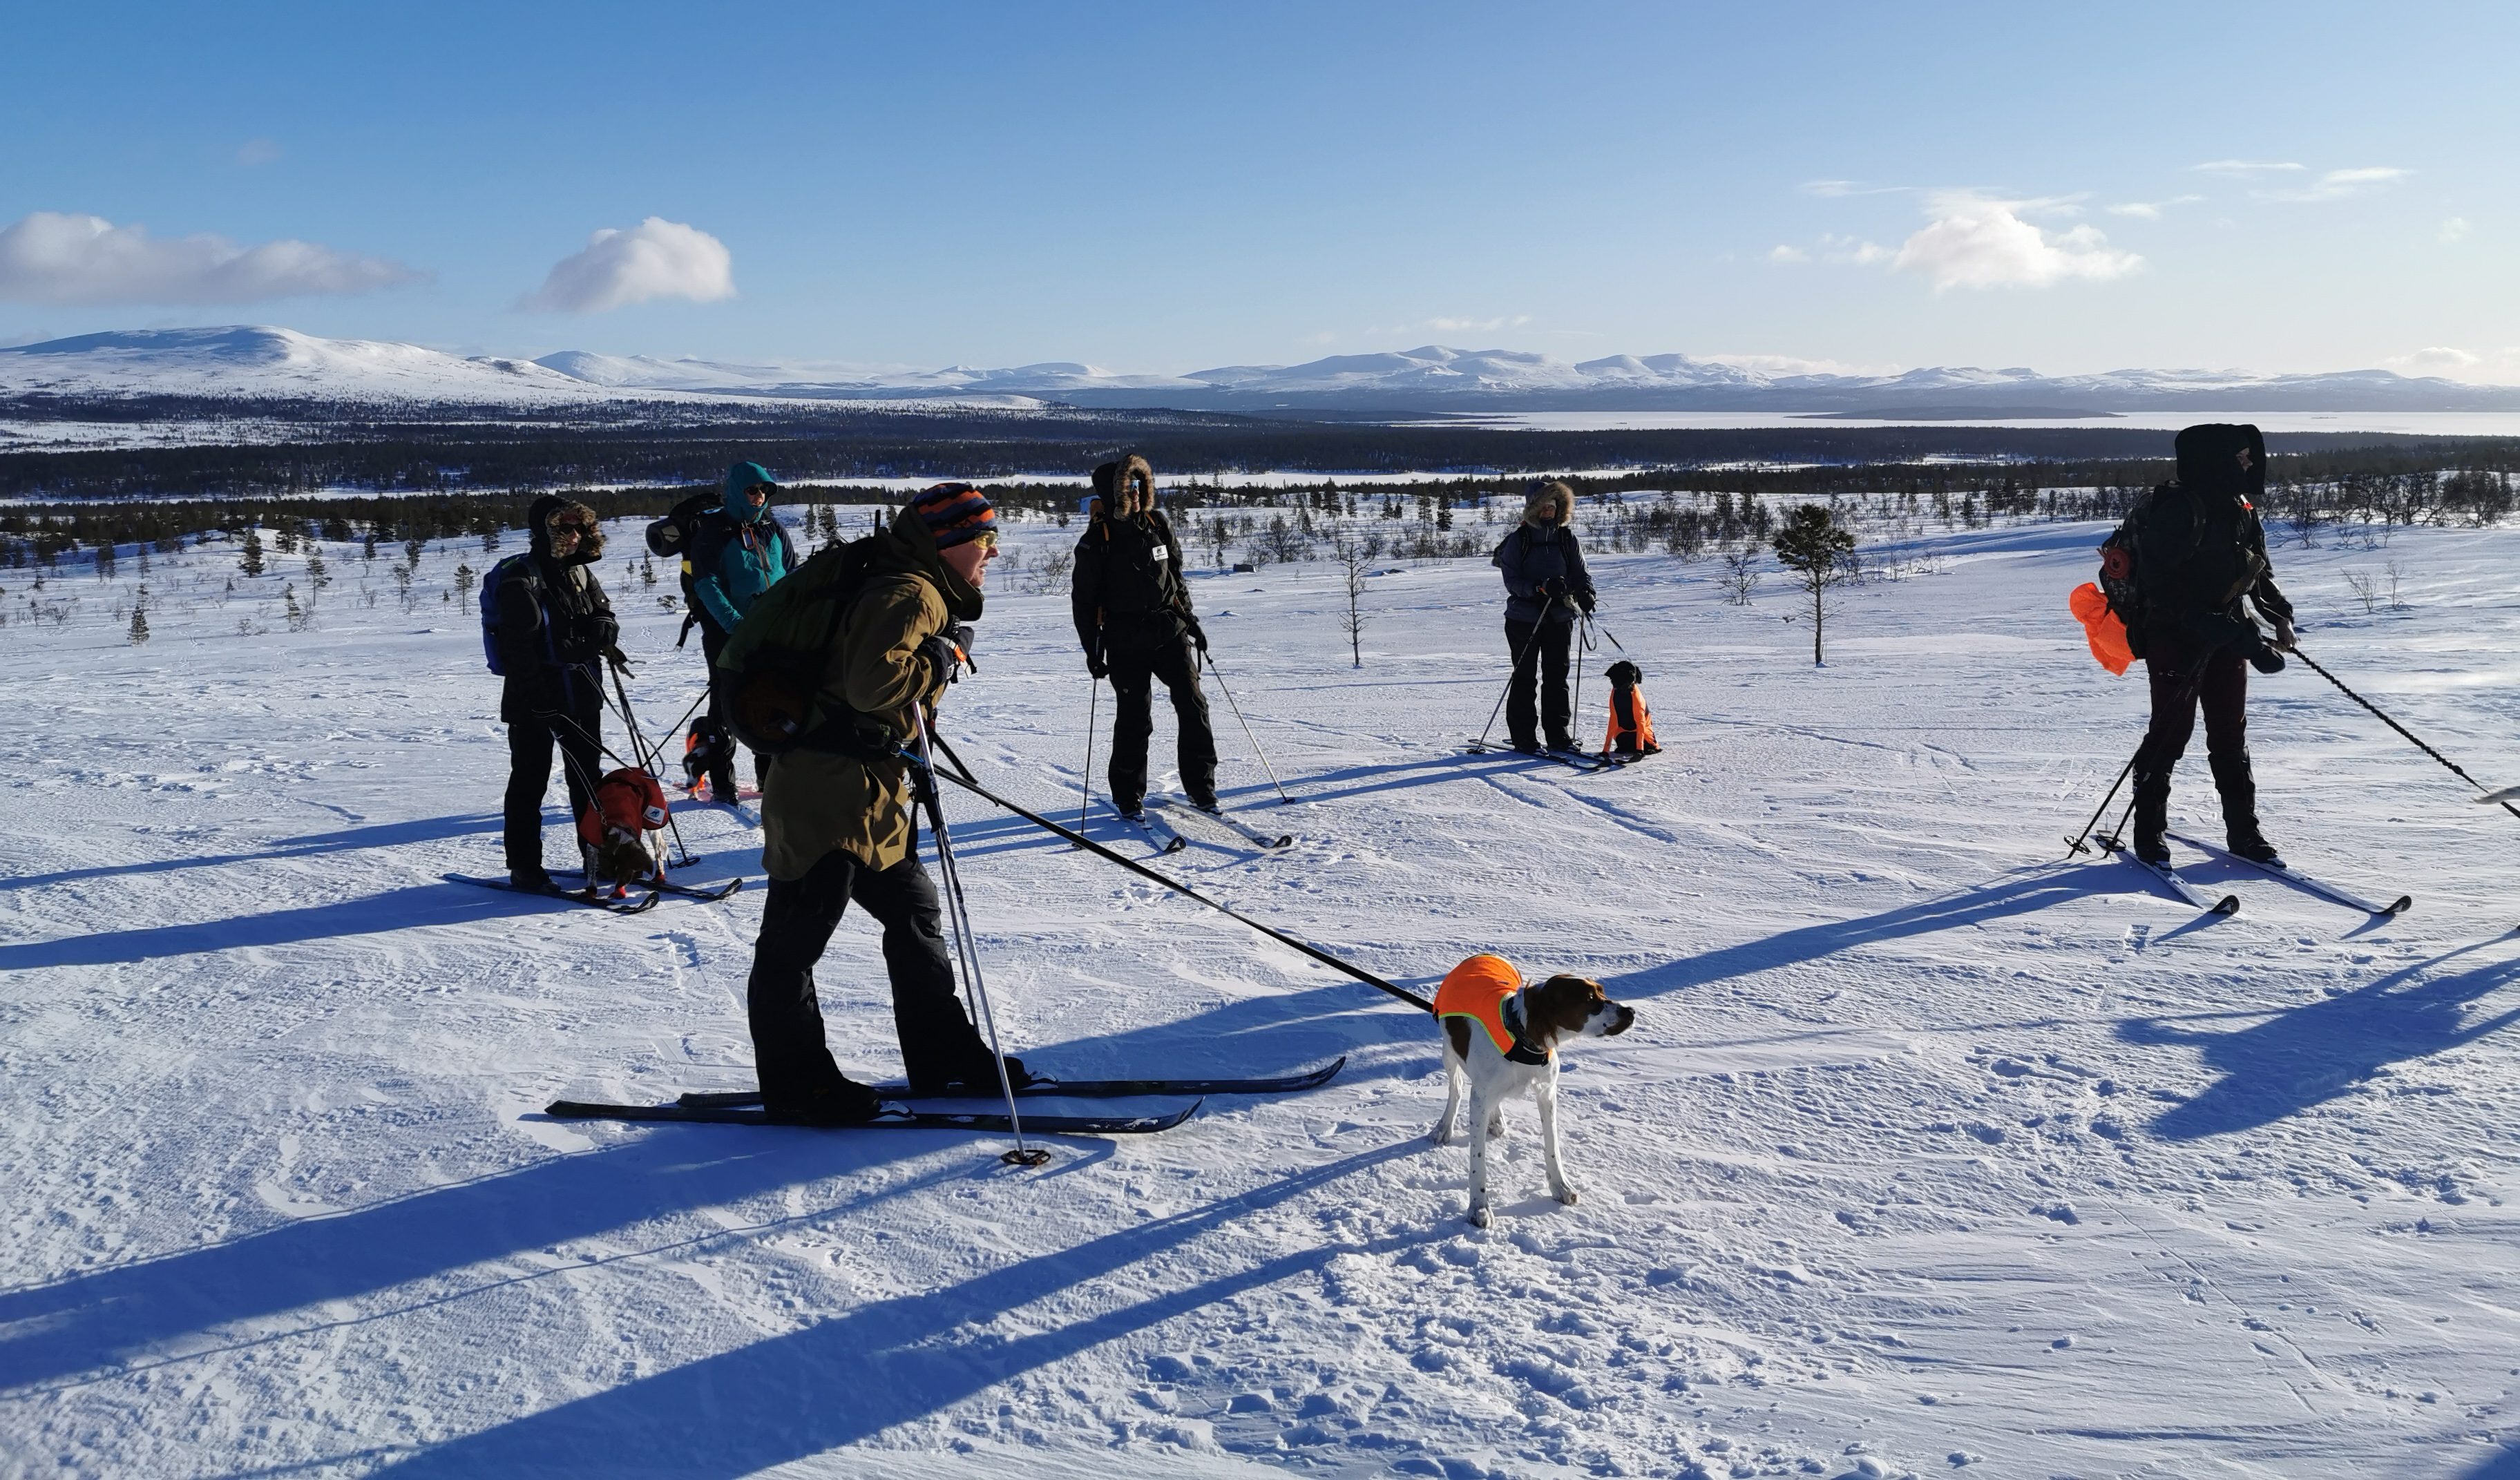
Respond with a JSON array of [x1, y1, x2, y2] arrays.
[[1092, 454, 1156, 517], [528, 494, 604, 564], [1522, 479, 1574, 527]]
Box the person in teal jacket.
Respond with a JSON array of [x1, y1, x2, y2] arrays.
[[690, 461, 801, 802]]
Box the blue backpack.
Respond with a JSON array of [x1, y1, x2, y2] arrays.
[[478, 552, 540, 675]]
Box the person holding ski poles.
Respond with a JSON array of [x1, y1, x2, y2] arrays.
[[723, 482, 1028, 1124], [491, 495, 622, 891], [1492, 479, 1596, 753], [685, 460, 800, 803], [1071, 454, 1219, 816], [2126, 423, 2298, 866]]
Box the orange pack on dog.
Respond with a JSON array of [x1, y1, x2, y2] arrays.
[[1435, 954, 1536, 1059], [577, 768, 669, 849]]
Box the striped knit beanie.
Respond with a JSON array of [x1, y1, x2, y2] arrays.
[[908, 482, 997, 550]]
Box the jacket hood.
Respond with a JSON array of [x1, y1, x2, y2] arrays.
[[1092, 454, 1156, 517], [723, 461, 778, 523], [1522, 479, 1574, 527], [888, 505, 984, 622], [2175, 423, 2266, 503], [528, 495, 604, 564]]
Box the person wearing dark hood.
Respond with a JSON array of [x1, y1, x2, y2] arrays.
[[687, 460, 799, 803], [1070, 454, 1219, 815], [1491, 479, 1596, 752], [723, 482, 1027, 1124], [2126, 423, 2298, 866], [493, 495, 622, 890]]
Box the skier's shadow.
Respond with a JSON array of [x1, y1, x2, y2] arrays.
[[0, 1124, 939, 1394], [0, 812, 504, 894], [359, 1140, 1429, 1479], [2118, 939, 2520, 1140], [1605, 862, 2112, 1001]]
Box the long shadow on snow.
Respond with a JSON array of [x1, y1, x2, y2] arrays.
[[373, 1140, 1428, 1479], [2119, 939, 2520, 1140], [1024, 977, 1437, 1090], [1601, 863, 2115, 1002], [0, 878, 650, 970], [0, 812, 504, 894], [2463, 1443, 2520, 1479], [0, 1125, 932, 1393]]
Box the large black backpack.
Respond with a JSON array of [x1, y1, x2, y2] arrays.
[[713, 533, 896, 760]]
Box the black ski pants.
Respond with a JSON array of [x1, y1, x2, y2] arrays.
[[1504, 617, 1575, 747], [1106, 635, 1217, 810], [503, 707, 603, 874], [745, 847, 993, 1104], [698, 622, 765, 798], [2132, 624, 2255, 839]]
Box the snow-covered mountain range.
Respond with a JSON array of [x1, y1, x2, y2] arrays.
[[6, 325, 2517, 414]]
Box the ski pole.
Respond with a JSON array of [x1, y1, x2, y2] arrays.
[[2293, 647, 2520, 821], [1079, 672, 1098, 837], [910, 708, 1047, 1168], [1591, 615, 1628, 653], [1202, 650, 1292, 804], [1570, 615, 1595, 752], [1474, 609, 1551, 751], [2095, 793, 2137, 852], [924, 731, 1435, 1014], [607, 664, 697, 869], [2065, 747, 2141, 854]]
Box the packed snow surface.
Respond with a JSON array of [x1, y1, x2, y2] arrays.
[[3, 508, 2518, 1478]]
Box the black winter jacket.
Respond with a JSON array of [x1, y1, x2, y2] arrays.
[[1492, 522, 1594, 625], [2128, 481, 2293, 644], [496, 552, 618, 723], [1072, 510, 1194, 653]]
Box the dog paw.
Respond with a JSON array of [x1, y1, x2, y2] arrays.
[[1426, 1128, 1451, 1146], [1486, 1117, 1507, 1139], [1554, 1186, 1581, 1207], [1466, 1203, 1491, 1229]]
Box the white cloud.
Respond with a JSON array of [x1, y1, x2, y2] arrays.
[[2105, 195, 2204, 219], [2258, 166, 2409, 204], [2439, 216, 2472, 242], [1800, 180, 1906, 198], [1701, 351, 1904, 377], [0, 211, 420, 305], [2381, 345, 2520, 383], [1768, 236, 1886, 268], [1891, 192, 2141, 291], [518, 218, 734, 314], [1768, 244, 1810, 264], [2190, 159, 2306, 175]]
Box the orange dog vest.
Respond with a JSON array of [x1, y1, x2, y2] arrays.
[[1435, 954, 1549, 1064]]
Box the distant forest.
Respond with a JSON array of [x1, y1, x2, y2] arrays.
[[1, 396, 2514, 563]]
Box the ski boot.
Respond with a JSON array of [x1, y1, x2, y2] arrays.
[[764, 1076, 883, 1126], [2130, 767, 2173, 866], [2212, 751, 2283, 864], [908, 1055, 1038, 1099]]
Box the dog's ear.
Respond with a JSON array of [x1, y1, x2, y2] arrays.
[[1534, 974, 1607, 1034]]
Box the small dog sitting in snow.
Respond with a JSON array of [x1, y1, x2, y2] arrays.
[[1429, 954, 1634, 1227]]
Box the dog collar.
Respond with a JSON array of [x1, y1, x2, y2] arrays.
[[1500, 990, 1553, 1066]]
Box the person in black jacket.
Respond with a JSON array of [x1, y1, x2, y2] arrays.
[[1491, 479, 1596, 752], [1071, 455, 1218, 815], [495, 494, 623, 890], [2128, 423, 2298, 865]]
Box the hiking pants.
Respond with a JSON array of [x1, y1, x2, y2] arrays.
[[1107, 635, 1217, 809], [503, 707, 603, 874], [2135, 626, 2251, 777], [1505, 617, 1575, 747], [745, 849, 993, 1102], [698, 622, 765, 798]]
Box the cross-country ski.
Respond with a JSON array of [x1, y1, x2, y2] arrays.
[[2170, 832, 2414, 916], [674, 1056, 1344, 1108], [544, 1097, 1202, 1135]]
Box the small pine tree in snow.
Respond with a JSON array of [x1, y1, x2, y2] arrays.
[[305, 545, 330, 592], [455, 562, 477, 601], [1773, 503, 1857, 666], [640, 556, 658, 588], [240, 529, 265, 577], [284, 583, 310, 632], [128, 589, 150, 645]]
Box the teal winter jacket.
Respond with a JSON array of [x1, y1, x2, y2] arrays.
[[689, 483, 798, 633]]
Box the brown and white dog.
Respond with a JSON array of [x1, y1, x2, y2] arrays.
[[1427, 954, 1634, 1227]]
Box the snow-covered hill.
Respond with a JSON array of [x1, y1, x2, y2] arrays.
[[8, 326, 2517, 414], [3, 499, 2517, 1476]]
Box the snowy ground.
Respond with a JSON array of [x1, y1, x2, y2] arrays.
[[3, 505, 2518, 1479]]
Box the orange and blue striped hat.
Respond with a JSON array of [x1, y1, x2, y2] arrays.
[[908, 482, 997, 550]]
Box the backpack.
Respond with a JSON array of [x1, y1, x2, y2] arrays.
[[712, 533, 897, 759], [478, 552, 540, 675], [644, 491, 719, 563]]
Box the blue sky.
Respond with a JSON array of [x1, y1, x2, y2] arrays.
[[3, 1, 2512, 378]]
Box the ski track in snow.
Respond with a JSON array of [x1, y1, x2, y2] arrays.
[[3, 515, 2519, 1478]]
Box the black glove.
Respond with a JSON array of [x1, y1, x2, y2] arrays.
[[1576, 590, 1596, 615], [1183, 615, 1209, 653], [1085, 643, 1109, 679], [603, 644, 634, 675], [588, 613, 620, 651], [1541, 577, 1568, 599], [918, 633, 965, 686]]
